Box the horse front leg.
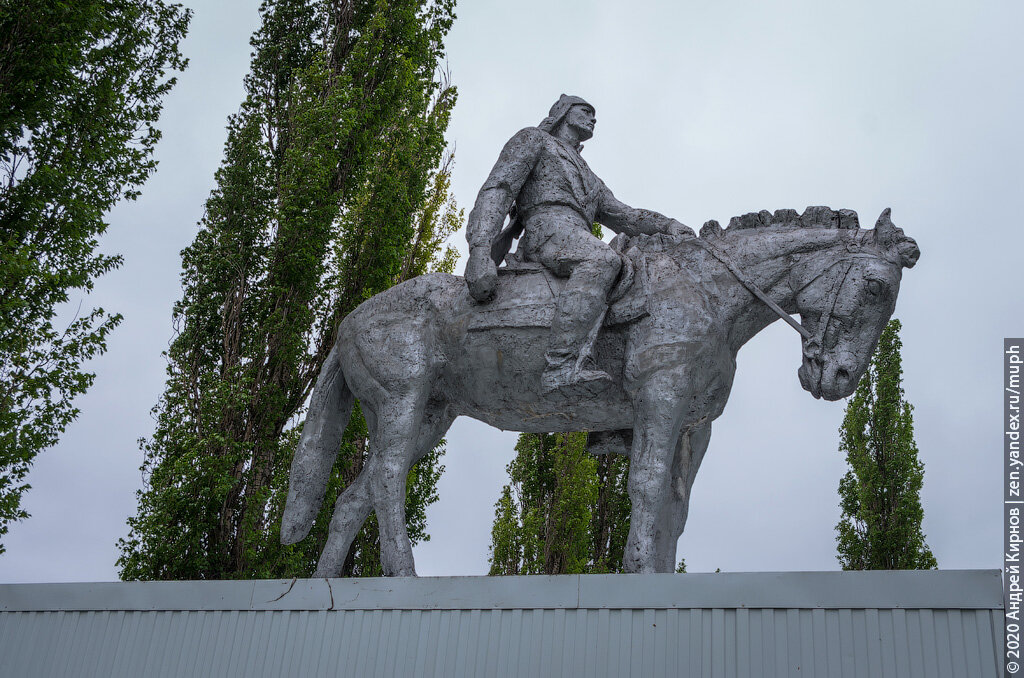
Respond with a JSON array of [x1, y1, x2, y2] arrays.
[[624, 380, 684, 574], [652, 422, 712, 573]]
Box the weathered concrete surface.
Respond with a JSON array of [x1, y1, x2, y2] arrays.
[[282, 84, 920, 579], [464, 95, 693, 393], [282, 203, 919, 576]]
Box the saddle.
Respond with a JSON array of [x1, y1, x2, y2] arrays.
[[466, 235, 651, 332]]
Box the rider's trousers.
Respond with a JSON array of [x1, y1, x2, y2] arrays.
[[520, 210, 622, 372]]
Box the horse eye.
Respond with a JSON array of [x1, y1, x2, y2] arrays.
[[866, 279, 882, 297]]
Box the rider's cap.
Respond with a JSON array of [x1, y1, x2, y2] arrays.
[[538, 94, 594, 134]]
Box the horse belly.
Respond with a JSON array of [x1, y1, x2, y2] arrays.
[[439, 325, 634, 433]]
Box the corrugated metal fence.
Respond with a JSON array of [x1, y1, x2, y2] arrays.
[[0, 570, 1004, 678]]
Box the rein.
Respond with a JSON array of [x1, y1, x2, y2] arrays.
[[694, 237, 812, 340], [695, 237, 880, 344]]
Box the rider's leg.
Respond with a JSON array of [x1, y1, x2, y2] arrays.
[[530, 226, 622, 391]]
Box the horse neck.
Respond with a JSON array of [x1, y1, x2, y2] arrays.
[[706, 228, 858, 351]]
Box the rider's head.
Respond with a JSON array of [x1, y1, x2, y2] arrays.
[[538, 94, 596, 143]]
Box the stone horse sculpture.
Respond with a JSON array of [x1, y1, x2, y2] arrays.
[[281, 206, 919, 576]]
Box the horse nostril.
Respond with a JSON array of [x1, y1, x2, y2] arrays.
[[837, 367, 850, 382]]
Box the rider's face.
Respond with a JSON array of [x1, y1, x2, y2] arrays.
[[566, 105, 596, 141]]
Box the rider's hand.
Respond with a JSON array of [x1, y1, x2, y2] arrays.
[[666, 220, 696, 239], [466, 247, 498, 302]]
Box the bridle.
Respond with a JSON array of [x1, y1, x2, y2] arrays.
[[695, 236, 889, 351], [796, 257, 858, 361]]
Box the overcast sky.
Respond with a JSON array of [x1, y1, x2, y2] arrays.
[[1, 0, 1020, 582]]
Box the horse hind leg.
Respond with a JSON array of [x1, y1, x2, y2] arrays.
[[313, 462, 374, 577], [370, 392, 437, 577], [311, 404, 380, 577], [314, 401, 453, 577], [310, 285, 447, 577]]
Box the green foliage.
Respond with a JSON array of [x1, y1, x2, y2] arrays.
[[835, 319, 937, 570], [590, 449, 632, 573], [489, 485, 523, 575], [0, 0, 190, 553], [487, 433, 634, 575], [118, 0, 460, 580]]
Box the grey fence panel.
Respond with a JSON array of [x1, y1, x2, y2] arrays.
[[0, 571, 1004, 677]]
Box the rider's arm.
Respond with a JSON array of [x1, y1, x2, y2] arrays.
[[465, 128, 544, 301], [595, 184, 694, 238], [466, 128, 544, 253]]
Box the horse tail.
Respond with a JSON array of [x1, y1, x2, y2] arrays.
[[280, 341, 355, 544]]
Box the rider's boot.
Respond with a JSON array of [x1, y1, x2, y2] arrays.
[[541, 283, 613, 393]]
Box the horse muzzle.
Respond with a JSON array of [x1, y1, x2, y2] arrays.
[[798, 358, 822, 399], [798, 341, 824, 399], [799, 350, 857, 401]]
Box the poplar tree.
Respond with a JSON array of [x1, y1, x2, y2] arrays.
[[487, 432, 635, 575], [836, 319, 937, 570], [118, 0, 460, 580], [0, 0, 190, 553]]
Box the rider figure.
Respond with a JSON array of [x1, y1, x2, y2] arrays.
[[465, 94, 694, 392]]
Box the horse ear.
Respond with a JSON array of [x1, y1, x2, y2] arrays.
[[896, 236, 920, 268], [872, 208, 920, 268], [873, 207, 895, 241]]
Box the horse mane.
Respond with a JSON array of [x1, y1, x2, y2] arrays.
[[692, 205, 919, 269], [618, 206, 866, 258], [616, 205, 918, 269], [700, 206, 861, 239]]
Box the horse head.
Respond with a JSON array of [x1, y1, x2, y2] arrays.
[[794, 208, 920, 400]]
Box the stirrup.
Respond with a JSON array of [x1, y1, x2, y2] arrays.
[[541, 363, 612, 394]]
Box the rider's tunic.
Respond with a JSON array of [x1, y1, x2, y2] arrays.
[[468, 126, 675, 276]]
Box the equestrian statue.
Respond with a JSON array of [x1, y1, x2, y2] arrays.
[[280, 95, 921, 576]]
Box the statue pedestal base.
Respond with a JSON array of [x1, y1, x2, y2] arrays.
[[0, 570, 1003, 676]]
